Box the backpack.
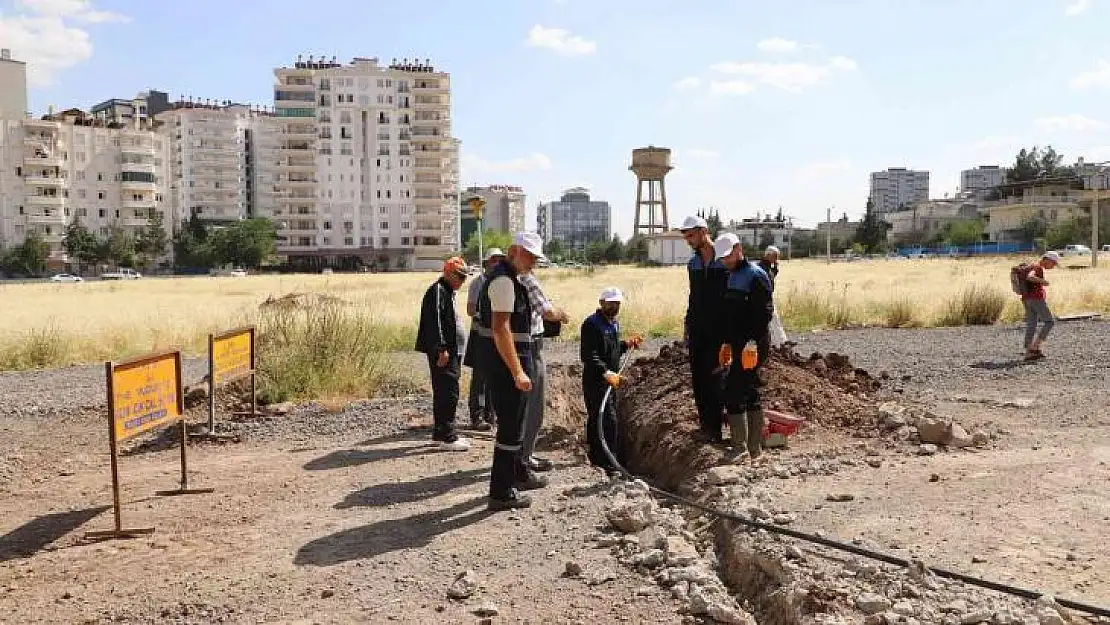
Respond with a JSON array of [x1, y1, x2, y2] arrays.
[[1010, 263, 1033, 295]]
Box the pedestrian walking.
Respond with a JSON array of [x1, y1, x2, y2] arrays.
[[1017, 251, 1060, 361], [580, 287, 642, 472], [474, 232, 548, 511], [463, 248, 504, 430], [517, 271, 570, 475], [414, 256, 472, 452], [759, 246, 789, 348], [713, 233, 774, 462], [679, 215, 729, 443]]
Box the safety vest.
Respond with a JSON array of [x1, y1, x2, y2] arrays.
[[476, 260, 534, 369]]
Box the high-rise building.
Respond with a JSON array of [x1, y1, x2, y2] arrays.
[[960, 165, 1005, 198], [157, 100, 282, 225], [460, 184, 527, 245], [271, 55, 459, 270], [869, 167, 929, 213], [0, 49, 27, 119], [537, 187, 611, 250], [0, 109, 172, 267], [90, 90, 172, 127]]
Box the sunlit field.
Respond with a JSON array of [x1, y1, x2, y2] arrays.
[[1, 256, 1108, 372]]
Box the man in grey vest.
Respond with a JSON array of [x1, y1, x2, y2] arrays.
[[463, 248, 505, 430]]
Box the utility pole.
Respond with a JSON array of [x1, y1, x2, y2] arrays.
[[1093, 181, 1100, 268], [826, 206, 832, 263]]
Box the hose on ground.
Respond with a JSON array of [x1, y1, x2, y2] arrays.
[[593, 352, 1110, 618]]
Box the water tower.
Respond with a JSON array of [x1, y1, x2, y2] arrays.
[[630, 146, 673, 236]]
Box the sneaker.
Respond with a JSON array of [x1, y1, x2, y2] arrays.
[[439, 437, 471, 452], [488, 491, 532, 511], [515, 471, 549, 491], [525, 456, 554, 472], [468, 419, 492, 432]]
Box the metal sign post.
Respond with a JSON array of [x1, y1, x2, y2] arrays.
[[191, 326, 257, 441]]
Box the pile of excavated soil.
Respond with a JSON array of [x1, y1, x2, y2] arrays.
[[544, 342, 881, 490]]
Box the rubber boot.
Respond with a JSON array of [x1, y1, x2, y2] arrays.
[[724, 413, 749, 463], [747, 408, 765, 460]]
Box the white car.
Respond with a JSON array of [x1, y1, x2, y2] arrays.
[[229, 268, 248, 277], [1101, 245, 1110, 253], [50, 274, 83, 282], [1063, 244, 1091, 256]]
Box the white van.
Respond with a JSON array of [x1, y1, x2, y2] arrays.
[[1063, 244, 1091, 256]]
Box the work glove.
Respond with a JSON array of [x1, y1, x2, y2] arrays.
[[627, 334, 644, 349], [603, 371, 622, 387], [718, 344, 733, 368]]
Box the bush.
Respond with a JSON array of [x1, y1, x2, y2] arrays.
[[0, 326, 68, 370], [937, 285, 1007, 326], [881, 296, 919, 328]]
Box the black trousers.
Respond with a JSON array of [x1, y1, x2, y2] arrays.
[[486, 354, 532, 500], [426, 352, 461, 442], [688, 339, 725, 435], [467, 362, 492, 422], [584, 378, 621, 470], [721, 336, 769, 414]]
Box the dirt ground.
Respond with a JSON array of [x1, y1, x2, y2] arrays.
[[1, 320, 1108, 624]]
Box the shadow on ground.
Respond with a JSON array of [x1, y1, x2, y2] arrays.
[[295, 496, 492, 566], [969, 359, 1033, 371], [335, 467, 488, 509], [0, 506, 110, 562]]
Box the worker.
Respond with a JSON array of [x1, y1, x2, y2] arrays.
[[680, 215, 729, 443], [759, 246, 788, 348], [580, 287, 642, 472], [517, 271, 571, 475], [713, 233, 774, 461], [475, 232, 547, 511], [414, 256, 472, 452], [463, 248, 505, 430]]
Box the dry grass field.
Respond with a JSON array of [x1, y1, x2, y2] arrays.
[[1, 256, 1107, 376]]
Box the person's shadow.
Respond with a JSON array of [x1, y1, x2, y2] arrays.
[[334, 467, 488, 509], [969, 359, 1030, 370]]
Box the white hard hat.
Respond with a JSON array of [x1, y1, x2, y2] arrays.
[[512, 232, 546, 260], [599, 286, 624, 302], [713, 233, 740, 259], [680, 215, 708, 231]]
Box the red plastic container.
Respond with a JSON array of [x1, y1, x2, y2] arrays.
[[761, 409, 805, 438]]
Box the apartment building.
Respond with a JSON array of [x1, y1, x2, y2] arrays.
[[460, 184, 527, 245], [537, 187, 611, 249], [272, 55, 459, 270], [157, 100, 282, 224], [960, 165, 1006, 198], [885, 200, 982, 243], [90, 89, 171, 127], [869, 168, 929, 214], [0, 49, 27, 119], [0, 109, 172, 266]]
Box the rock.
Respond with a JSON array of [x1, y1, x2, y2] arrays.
[[631, 549, 667, 569], [267, 401, 295, 415], [747, 506, 771, 521], [949, 423, 975, 448], [863, 615, 887, 625], [1036, 609, 1065, 625], [991, 610, 1021, 624], [867, 458, 883, 468], [765, 433, 789, 449], [606, 498, 656, 533], [856, 593, 892, 615], [880, 403, 908, 429], [474, 602, 500, 617], [917, 418, 951, 445], [320, 589, 335, 599], [687, 585, 711, 615], [1000, 397, 1035, 408], [707, 466, 745, 486], [772, 465, 791, 479], [446, 570, 478, 600], [785, 546, 805, 560], [665, 536, 700, 567], [942, 600, 969, 614], [564, 561, 583, 577], [972, 431, 990, 447], [586, 569, 616, 586], [962, 611, 994, 624], [635, 586, 655, 596], [893, 601, 915, 616], [772, 513, 796, 525], [919, 444, 939, 456], [826, 493, 855, 502], [707, 602, 756, 624]]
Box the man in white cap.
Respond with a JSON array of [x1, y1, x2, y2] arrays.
[[713, 233, 774, 462], [580, 286, 642, 471], [758, 246, 788, 347], [1018, 251, 1060, 361], [463, 247, 505, 430], [679, 215, 729, 443], [474, 232, 548, 510]]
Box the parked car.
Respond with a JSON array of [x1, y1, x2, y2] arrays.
[[50, 274, 83, 283], [1101, 244, 1110, 253], [229, 268, 248, 277], [1063, 244, 1092, 256], [100, 268, 142, 280]]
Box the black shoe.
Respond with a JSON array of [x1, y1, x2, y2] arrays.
[[488, 491, 532, 511], [694, 430, 723, 444], [468, 419, 492, 431], [515, 471, 549, 491], [526, 456, 554, 472]]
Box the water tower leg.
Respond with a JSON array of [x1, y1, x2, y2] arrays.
[[659, 177, 669, 232], [634, 179, 644, 237]]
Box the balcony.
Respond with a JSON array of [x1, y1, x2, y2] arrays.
[[276, 159, 316, 170], [121, 142, 156, 155], [23, 118, 60, 131], [26, 213, 66, 226], [121, 198, 156, 210], [121, 162, 156, 175], [413, 81, 448, 93], [279, 78, 315, 90], [121, 180, 157, 192], [26, 195, 65, 207], [282, 129, 317, 140], [118, 217, 152, 228], [280, 177, 317, 187], [24, 175, 66, 187], [24, 154, 64, 168]]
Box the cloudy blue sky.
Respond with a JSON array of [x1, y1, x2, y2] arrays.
[[4, 0, 1110, 235]]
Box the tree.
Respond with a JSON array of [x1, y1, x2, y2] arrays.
[[1045, 219, 1082, 250], [584, 241, 607, 264], [1, 232, 50, 276], [604, 235, 624, 263], [706, 210, 723, 239], [461, 229, 512, 264], [103, 226, 136, 268], [941, 219, 985, 246], [853, 197, 889, 253], [63, 219, 101, 273], [173, 215, 216, 269], [1018, 216, 1049, 244], [546, 238, 565, 262], [624, 234, 649, 264], [212, 218, 277, 268], [758, 231, 775, 251], [135, 211, 169, 269], [1002, 146, 1077, 197]]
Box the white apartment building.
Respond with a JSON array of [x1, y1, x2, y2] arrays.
[[272, 55, 459, 270], [157, 100, 282, 224], [870, 167, 929, 214], [960, 165, 1005, 198], [461, 184, 527, 243], [0, 109, 172, 267], [0, 49, 27, 119]]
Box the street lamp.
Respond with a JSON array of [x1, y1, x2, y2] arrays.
[[467, 195, 486, 262]]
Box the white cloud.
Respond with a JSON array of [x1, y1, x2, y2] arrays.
[[526, 25, 596, 57], [461, 152, 553, 175], [1034, 114, 1108, 132], [0, 0, 126, 86], [673, 76, 700, 91], [799, 159, 853, 178], [1071, 60, 1110, 89], [708, 80, 755, 95], [1065, 0, 1093, 15], [756, 37, 798, 53], [710, 56, 857, 93]]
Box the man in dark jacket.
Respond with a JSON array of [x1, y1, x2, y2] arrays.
[[757, 245, 780, 285], [713, 233, 774, 462], [580, 287, 642, 471], [415, 256, 471, 451], [680, 215, 729, 443]]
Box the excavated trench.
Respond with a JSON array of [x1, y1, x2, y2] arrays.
[[545, 342, 885, 624]]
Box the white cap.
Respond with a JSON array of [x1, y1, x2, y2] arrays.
[[1042, 251, 1061, 263], [599, 286, 624, 302], [680, 215, 708, 231], [512, 231, 546, 260], [713, 232, 740, 259], [765, 245, 781, 256], [484, 247, 505, 261]]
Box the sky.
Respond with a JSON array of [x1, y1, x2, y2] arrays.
[[4, 0, 1110, 236]]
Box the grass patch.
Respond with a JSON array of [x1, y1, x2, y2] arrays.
[[880, 296, 920, 328], [0, 326, 69, 370], [936, 284, 1008, 326]]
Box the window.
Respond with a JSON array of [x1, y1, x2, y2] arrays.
[[376, 190, 381, 199], [379, 206, 387, 214], [380, 221, 389, 229], [98, 209, 105, 217], [386, 190, 391, 199], [98, 191, 105, 200], [97, 173, 103, 181], [380, 237, 389, 247], [323, 221, 332, 230], [401, 221, 410, 229], [344, 237, 354, 246], [376, 79, 384, 88], [76, 189, 86, 199]]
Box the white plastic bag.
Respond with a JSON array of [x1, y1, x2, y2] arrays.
[[769, 308, 788, 347]]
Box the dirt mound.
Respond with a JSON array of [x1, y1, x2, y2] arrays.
[[259, 292, 347, 311]]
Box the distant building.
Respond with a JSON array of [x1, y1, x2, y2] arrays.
[[885, 200, 983, 244], [870, 168, 929, 214], [983, 184, 1085, 243], [90, 90, 172, 127], [0, 49, 27, 119], [960, 165, 1006, 198], [723, 216, 794, 251], [646, 230, 687, 265], [537, 187, 611, 249], [815, 214, 860, 250], [460, 184, 526, 245]]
